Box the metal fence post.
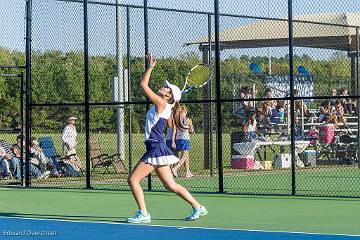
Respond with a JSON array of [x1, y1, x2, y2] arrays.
[[116, 0, 125, 163], [84, 0, 91, 189], [143, 0, 152, 191], [202, 49, 210, 170], [25, 0, 32, 187], [208, 14, 213, 176], [288, 0, 296, 195], [20, 72, 25, 186], [356, 28, 360, 169], [214, 0, 223, 193], [127, 6, 132, 173]]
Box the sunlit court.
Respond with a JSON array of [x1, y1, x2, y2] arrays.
[[1, 0, 360, 239]]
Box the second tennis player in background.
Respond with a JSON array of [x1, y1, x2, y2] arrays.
[[171, 105, 194, 178]]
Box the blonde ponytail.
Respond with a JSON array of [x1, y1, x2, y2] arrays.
[[172, 102, 188, 131], [172, 101, 181, 127]]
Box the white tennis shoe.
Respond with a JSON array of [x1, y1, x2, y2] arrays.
[[185, 206, 208, 221], [126, 210, 151, 223]]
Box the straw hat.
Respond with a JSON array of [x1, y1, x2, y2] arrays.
[[67, 116, 77, 122]]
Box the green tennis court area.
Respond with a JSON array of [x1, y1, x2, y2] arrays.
[[1, 187, 359, 239]]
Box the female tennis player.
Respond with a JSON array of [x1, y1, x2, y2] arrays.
[[171, 105, 194, 178], [126, 53, 207, 224]]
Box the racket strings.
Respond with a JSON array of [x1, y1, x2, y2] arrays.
[[187, 65, 211, 88]]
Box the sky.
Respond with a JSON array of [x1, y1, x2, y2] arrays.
[[0, 0, 26, 52], [1, 0, 360, 59]]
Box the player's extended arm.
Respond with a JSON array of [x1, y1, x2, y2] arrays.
[[140, 53, 165, 113]]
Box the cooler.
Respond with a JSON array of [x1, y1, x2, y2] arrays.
[[231, 155, 254, 169], [274, 154, 291, 168], [319, 124, 335, 144]]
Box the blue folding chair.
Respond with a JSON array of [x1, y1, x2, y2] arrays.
[[38, 136, 78, 176]]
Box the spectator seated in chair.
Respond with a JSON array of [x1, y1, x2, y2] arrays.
[[30, 137, 58, 177], [294, 89, 310, 117], [318, 101, 337, 126], [334, 100, 349, 129], [242, 109, 259, 142], [38, 136, 79, 177], [0, 146, 13, 180], [0, 138, 49, 180], [339, 87, 357, 115]]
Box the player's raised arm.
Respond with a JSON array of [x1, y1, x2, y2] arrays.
[[140, 53, 165, 112]]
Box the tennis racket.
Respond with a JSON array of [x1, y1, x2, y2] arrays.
[[181, 64, 211, 94]]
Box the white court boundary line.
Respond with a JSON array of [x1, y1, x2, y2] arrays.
[[0, 215, 359, 238]]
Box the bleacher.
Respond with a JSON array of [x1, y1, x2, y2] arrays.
[[252, 107, 359, 166], [279, 110, 359, 165]]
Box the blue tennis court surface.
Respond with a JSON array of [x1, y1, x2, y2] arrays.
[[0, 217, 359, 240]]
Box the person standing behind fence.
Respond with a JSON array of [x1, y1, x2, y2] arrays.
[[171, 105, 194, 178], [62, 116, 82, 175]]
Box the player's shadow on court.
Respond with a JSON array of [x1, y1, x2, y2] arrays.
[[0, 212, 126, 222], [0, 212, 184, 223], [151, 217, 185, 221], [116, 218, 184, 223]]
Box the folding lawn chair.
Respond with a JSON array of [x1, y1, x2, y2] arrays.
[[90, 135, 126, 174], [38, 136, 76, 175], [335, 133, 359, 165]]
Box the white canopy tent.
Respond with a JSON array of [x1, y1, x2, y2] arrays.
[[186, 12, 360, 52]]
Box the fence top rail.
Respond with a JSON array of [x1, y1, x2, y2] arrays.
[[0, 66, 26, 69], [0, 73, 23, 77], [54, 0, 360, 29], [0, 128, 21, 133]]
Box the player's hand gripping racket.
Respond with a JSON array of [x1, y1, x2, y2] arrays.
[[181, 64, 211, 95]]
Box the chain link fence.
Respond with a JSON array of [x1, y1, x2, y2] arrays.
[[0, 0, 26, 186], [1, 0, 360, 197]]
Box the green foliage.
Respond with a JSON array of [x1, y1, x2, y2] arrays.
[[0, 48, 353, 132]]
